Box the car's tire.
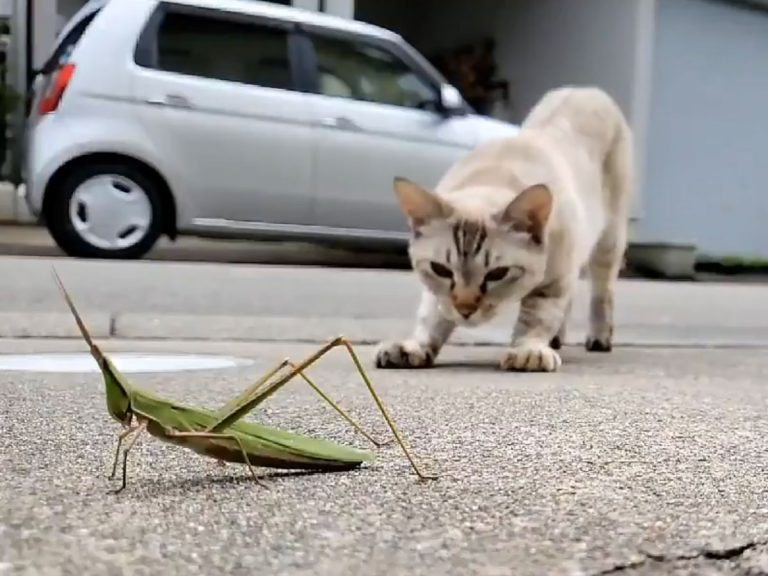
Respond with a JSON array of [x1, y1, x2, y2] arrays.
[[45, 161, 166, 260]]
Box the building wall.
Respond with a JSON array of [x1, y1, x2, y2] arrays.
[[356, 0, 652, 220], [56, 0, 84, 26], [29, 0, 58, 69], [399, 0, 645, 125], [640, 0, 768, 259]]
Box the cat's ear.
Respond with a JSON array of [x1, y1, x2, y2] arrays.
[[494, 183, 553, 245], [393, 177, 452, 231]]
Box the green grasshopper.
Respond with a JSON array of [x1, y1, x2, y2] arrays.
[[52, 270, 436, 493]]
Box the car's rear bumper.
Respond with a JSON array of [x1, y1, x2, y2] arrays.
[[23, 115, 68, 220], [23, 112, 130, 219]]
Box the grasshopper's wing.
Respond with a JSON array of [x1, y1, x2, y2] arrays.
[[132, 393, 375, 469], [232, 417, 375, 467]]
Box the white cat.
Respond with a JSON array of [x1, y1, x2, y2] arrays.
[[375, 85, 633, 372]]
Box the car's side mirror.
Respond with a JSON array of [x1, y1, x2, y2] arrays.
[[438, 84, 465, 116]]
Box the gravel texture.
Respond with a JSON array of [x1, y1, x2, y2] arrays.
[[3, 339, 768, 576]]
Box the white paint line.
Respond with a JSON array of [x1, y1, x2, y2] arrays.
[[0, 352, 255, 374]]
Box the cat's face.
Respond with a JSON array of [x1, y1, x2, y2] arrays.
[[394, 178, 552, 326]]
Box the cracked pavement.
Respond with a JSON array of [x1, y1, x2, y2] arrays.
[[595, 540, 768, 575], [2, 257, 768, 575]]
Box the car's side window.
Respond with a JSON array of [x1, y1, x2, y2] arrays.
[[309, 34, 437, 110], [151, 9, 294, 91]]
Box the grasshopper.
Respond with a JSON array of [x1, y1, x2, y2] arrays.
[[53, 270, 436, 493]]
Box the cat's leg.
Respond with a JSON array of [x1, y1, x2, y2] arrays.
[[549, 296, 572, 350], [586, 111, 632, 352], [375, 289, 455, 369], [585, 220, 627, 352], [502, 279, 573, 372]]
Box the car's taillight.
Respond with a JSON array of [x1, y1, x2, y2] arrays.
[[38, 63, 76, 115]]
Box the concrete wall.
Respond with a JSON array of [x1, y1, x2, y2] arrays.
[[25, 0, 90, 69], [369, 0, 645, 125], [354, 1, 424, 43], [293, 0, 319, 11], [324, 0, 354, 19], [639, 0, 768, 259], [356, 0, 653, 220], [56, 0, 84, 25], [30, 0, 58, 69]]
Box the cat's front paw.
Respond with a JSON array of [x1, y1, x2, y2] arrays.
[[375, 340, 434, 369], [500, 342, 562, 372]]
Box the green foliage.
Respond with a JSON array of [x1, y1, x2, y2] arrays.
[[0, 64, 20, 117]]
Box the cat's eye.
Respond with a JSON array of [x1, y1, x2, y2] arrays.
[[484, 267, 512, 283], [430, 261, 453, 279]]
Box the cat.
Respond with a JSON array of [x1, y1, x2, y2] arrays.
[[375, 85, 633, 372]]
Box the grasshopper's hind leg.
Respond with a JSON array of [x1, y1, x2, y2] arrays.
[[283, 360, 393, 448], [205, 338, 437, 481], [334, 337, 438, 481], [213, 360, 289, 422], [270, 337, 438, 481], [217, 357, 389, 448]]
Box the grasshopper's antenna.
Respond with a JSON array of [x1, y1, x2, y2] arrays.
[[51, 266, 104, 364]]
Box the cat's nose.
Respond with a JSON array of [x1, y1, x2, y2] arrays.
[[457, 307, 475, 319], [452, 290, 481, 318]]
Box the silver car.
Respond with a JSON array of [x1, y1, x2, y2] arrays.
[[23, 0, 520, 259]]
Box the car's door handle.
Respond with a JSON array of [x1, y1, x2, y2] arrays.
[[319, 116, 360, 132], [145, 94, 193, 109]]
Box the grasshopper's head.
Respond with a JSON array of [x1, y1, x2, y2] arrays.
[[102, 357, 132, 425], [52, 269, 133, 426]]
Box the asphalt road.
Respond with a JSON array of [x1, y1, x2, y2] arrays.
[[2, 255, 768, 575], [2, 338, 768, 576]]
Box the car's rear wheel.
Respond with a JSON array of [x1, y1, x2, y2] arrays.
[[45, 162, 165, 259]]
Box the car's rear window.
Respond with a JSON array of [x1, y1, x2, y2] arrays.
[[39, 8, 101, 75]]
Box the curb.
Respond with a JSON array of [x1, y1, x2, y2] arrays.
[[4, 312, 768, 349], [0, 183, 34, 225], [0, 181, 15, 223], [0, 223, 413, 268], [0, 311, 112, 339]]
